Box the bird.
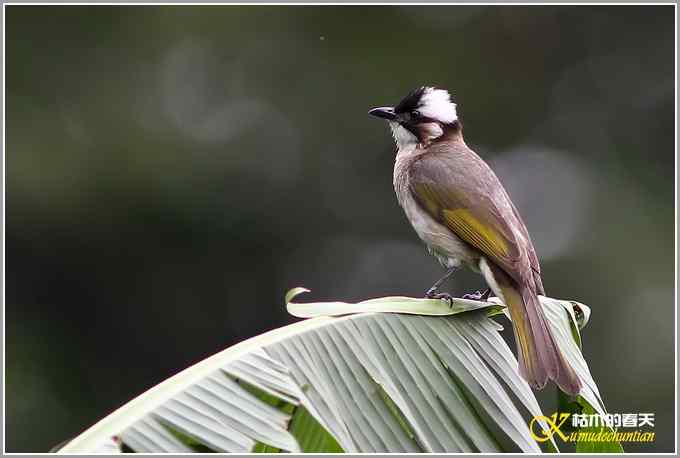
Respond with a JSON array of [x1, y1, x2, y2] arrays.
[[368, 86, 581, 395]]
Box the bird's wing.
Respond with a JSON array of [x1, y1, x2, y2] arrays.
[[408, 151, 532, 285], [508, 199, 545, 294]]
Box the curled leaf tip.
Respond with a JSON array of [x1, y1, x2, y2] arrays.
[[570, 301, 591, 330], [285, 287, 311, 304]]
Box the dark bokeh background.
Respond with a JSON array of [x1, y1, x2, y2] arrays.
[[5, 5, 675, 453]]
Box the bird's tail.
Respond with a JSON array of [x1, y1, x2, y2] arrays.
[[480, 259, 581, 395]]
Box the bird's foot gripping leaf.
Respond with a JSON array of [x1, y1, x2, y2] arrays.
[[424, 290, 454, 307], [462, 288, 492, 302]]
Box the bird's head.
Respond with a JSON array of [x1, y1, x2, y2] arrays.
[[368, 86, 459, 150]]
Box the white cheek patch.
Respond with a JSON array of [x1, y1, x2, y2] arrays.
[[418, 87, 458, 124], [389, 122, 418, 150], [420, 122, 444, 142]]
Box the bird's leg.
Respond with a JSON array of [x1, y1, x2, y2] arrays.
[[425, 266, 458, 297], [462, 288, 492, 301], [425, 267, 459, 306]]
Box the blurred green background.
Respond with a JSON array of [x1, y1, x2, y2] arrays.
[[5, 5, 675, 453]]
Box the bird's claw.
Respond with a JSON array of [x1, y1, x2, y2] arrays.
[[425, 291, 454, 308], [462, 288, 492, 302]]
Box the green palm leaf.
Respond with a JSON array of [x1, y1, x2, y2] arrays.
[[57, 290, 613, 453]]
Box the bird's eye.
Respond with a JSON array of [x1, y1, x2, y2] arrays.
[[411, 110, 421, 119]]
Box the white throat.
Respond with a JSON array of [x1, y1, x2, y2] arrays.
[[388, 120, 445, 156], [389, 122, 418, 153]]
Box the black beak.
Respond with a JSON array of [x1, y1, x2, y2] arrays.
[[368, 106, 397, 121]]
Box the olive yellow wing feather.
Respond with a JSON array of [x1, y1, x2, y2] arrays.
[[408, 154, 526, 282]]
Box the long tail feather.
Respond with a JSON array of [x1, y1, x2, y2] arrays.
[[480, 258, 581, 395]]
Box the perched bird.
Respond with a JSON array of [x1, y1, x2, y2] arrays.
[[368, 87, 581, 395]]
